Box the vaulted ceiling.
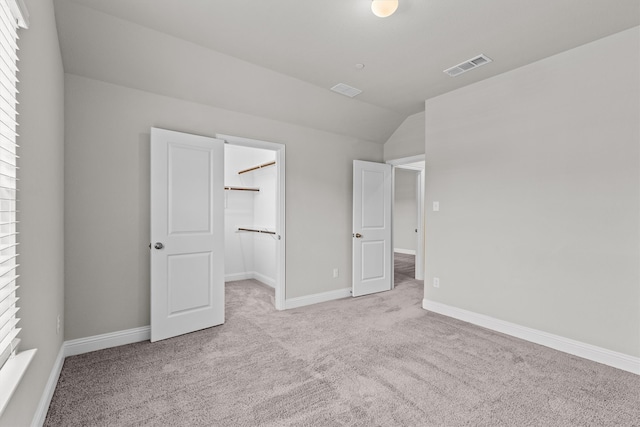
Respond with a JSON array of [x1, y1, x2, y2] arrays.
[[53, 0, 640, 143]]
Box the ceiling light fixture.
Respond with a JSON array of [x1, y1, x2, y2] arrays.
[[371, 0, 398, 18]]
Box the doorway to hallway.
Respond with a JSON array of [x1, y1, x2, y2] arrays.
[[387, 155, 425, 283]]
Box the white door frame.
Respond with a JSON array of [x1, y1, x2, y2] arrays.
[[216, 134, 286, 310], [387, 154, 425, 281]]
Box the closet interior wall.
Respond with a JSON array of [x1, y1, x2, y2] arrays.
[[224, 145, 277, 288]]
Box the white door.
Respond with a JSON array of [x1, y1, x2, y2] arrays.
[[352, 160, 393, 297], [150, 128, 225, 342]]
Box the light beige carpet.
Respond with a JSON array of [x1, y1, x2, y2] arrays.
[[45, 268, 639, 426]]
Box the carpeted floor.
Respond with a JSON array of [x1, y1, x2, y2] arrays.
[[45, 256, 639, 426], [394, 252, 415, 281]]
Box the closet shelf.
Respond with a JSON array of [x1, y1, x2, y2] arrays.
[[238, 161, 276, 175], [237, 227, 276, 235], [224, 186, 259, 192]]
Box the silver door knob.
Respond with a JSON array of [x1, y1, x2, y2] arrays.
[[154, 242, 164, 250], [354, 233, 363, 238]]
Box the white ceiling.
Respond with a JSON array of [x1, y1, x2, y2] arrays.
[[53, 0, 640, 143]]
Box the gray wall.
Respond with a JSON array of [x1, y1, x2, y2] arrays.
[[424, 27, 639, 357], [394, 169, 418, 252], [0, 0, 65, 425], [383, 112, 425, 161], [64, 74, 382, 340]]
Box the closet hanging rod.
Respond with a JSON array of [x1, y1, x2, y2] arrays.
[[237, 227, 276, 235], [237, 161, 276, 175], [224, 186, 259, 192]]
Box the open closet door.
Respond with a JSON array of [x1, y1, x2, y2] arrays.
[[352, 160, 393, 297], [150, 128, 225, 342]]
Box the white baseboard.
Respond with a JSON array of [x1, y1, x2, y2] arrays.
[[64, 326, 150, 358], [394, 248, 416, 255], [252, 272, 275, 288], [31, 346, 64, 427], [226, 271, 275, 288], [285, 287, 351, 310], [422, 299, 640, 375], [225, 272, 252, 282]]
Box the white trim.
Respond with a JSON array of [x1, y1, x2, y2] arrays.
[[0, 349, 36, 418], [216, 134, 283, 151], [285, 287, 351, 310], [226, 272, 276, 289], [422, 299, 640, 375], [31, 346, 64, 427], [252, 272, 275, 288], [394, 248, 416, 255], [386, 154, 425, 166], [225, 272, 253, 282], [64, 326, 150, 358], [414, 169, 424, 280], [217, 134, 286, 311]]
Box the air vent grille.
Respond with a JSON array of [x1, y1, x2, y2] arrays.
[[444, 54, 492, 77], [330, 83, 363, 98]]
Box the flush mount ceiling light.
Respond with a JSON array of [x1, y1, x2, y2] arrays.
[[371, 0, 398, 18]]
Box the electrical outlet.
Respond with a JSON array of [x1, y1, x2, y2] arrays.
[[333, 268, 339, 278], [56, 315, 61, 335], [433, 201, 440, 212], [433, 277, 440, 288]]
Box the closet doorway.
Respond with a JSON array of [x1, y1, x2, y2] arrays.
[[217, 134, 286, 310]]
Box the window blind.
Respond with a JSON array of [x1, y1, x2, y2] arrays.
[[0, 0, 26, 371]]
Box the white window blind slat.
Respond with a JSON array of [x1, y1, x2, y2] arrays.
[[0, 138, 17, 153], [0, 160, 17, 169], [0, 60, 17, 85], [0, 0, 25, 386], [0, 49, 17, 75], [0, 39, 17, 68], [0, 88, 18, 109], [0, 100, 17, 120], [0, 121, 16, 138], [0, 109, 17, 129], [0, 264, 18, 276], [0, 95, 17, 111], [0, 306, 19, 332], [0, 304, 17, 328], [0, 254, 17, 264], [0, 274, 19, 293], [0, 282, 15, 300], [0, 324, 19, 357], [0, 38, 16, 64], [0, 5, 18, 48], [0, 243, 17, 250], [0, 290, 15, 306]]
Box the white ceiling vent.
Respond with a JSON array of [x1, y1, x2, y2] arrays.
[[331, 83, 362, 98], [444, 54, 492, 77]]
